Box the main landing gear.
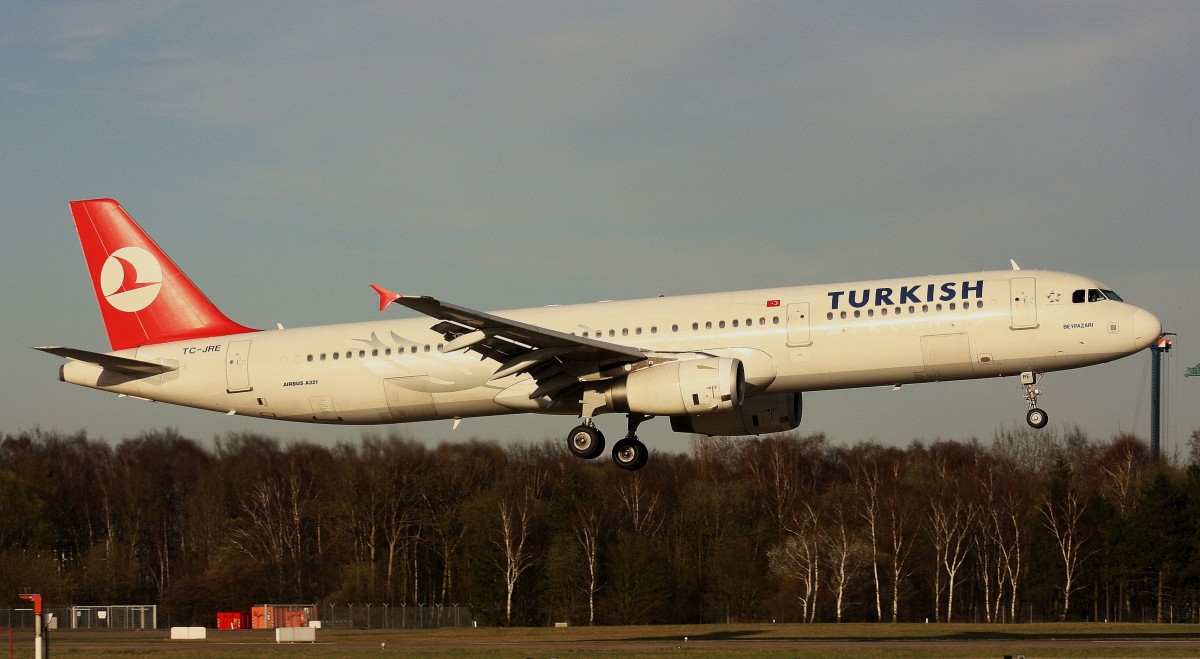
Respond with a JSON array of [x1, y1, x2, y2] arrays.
[[566, 413, 650, 471], [1021, 371, 1049, 429]]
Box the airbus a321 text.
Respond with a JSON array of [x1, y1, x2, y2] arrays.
[[38, 199, 1162, 471]]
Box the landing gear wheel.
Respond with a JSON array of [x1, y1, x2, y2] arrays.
[[567, 425, 606, 460], [1026, 408, 1049, 429], [612, 437, 649, 471]]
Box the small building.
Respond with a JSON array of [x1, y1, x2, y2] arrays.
[[216, 612, 250, 629], [250, 604, 314, 629]]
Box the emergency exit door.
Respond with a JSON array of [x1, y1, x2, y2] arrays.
[[226, 340, 252, 392], [1009, 278, 1038, 329]]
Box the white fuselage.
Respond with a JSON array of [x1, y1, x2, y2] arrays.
[[59, 269, 1159, 427]]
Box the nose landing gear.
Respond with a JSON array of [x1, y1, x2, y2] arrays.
[[1022, 371, 1049, 429]]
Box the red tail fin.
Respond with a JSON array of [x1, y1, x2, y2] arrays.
[[70, 198, 258, 350]]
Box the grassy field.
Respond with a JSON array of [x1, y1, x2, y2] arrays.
[[9, 622, 1200, 658]]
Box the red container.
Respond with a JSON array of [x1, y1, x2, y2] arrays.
[[216, 611, 250, 629]]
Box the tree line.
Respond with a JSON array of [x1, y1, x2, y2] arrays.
[[2, 425, 1200, 626]]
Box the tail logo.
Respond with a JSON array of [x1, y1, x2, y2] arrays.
[[99, 246, 163, 312]]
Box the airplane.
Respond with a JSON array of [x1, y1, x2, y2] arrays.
[[37, 198, 1162, 471]]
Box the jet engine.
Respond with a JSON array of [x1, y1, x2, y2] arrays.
[[606, 357, 744, 416], [670, 392, 801, 436]]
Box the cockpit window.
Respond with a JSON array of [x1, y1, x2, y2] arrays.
[[1074, 288, 1123, 303]]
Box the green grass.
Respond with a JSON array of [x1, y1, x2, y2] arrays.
[[14, 622, 1200, 658]]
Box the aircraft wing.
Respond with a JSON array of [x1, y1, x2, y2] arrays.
[[34, 346, 178, 376], [371, 286, 646, 393]]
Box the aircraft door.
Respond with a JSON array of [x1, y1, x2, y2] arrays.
[[1009, 277, 1038, 329], [226, 340, 253, 392], [786, 302, 812, 347]]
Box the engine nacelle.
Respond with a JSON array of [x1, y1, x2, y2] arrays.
[[670, 392, 802, 437], [606, 357, 745, 416]]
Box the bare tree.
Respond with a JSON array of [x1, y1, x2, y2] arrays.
[[572, 501, 604, 625], [613, 471, 664, 536], [1042, 479, 1090, 619], [883, 479, 918, 623], [822, 489, 864, 623], [925, 450, 978, 623], [492, 484, 537, 626], [768, 501, 821, 622], [228, 464, 311, 598]]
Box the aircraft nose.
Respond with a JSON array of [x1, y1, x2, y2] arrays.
[[1132, 307, 1162, 350]]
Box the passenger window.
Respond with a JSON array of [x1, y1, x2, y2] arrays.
[[692, 322, 699, 331], [671, 324, 678, 332], [827, 312, 834, 320], [705, 321, 713, 330], [732, 320, 739, 328], [719, 321, 726, 329], [333, 353, 339, 360], [307, 355, 314, 362]]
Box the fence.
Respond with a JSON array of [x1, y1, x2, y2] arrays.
[[319, 603, 472, 628], [0, 606, 156, 630]]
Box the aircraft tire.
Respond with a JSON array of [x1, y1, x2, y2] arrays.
[[1026, 408, 1049, 429], [568, 425, 605, 459], [612, 437, 649, 471]]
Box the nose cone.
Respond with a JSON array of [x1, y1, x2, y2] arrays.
[[1132, 307, 1162, 350]]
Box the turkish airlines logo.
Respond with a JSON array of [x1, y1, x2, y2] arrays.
[[99, 246, 162, 312]]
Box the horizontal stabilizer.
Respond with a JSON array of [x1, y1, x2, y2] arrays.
[[34, 346, 178, 376]]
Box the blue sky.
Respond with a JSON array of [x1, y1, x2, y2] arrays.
[[3, 2, 1198, 455]]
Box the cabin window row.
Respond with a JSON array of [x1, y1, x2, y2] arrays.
[[305, 344, 445, 362], [825, 299, 985, 321], [573, 316, 782, 339]]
